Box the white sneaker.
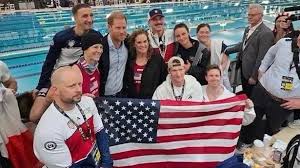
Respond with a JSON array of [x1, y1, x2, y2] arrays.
[[288, 119, 300, 129]]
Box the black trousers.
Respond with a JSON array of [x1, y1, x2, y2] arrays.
[[240, 66, 255, 98], [294, 109, 300, 120], [239, 83, 293, 144], [0, 153, 12, 168]]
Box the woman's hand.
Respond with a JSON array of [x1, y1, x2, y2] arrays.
[[245, 99, 254, 109]]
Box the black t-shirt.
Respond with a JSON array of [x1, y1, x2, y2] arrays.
[[177, 38, 199, 64]]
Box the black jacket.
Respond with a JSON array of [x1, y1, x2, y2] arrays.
[[175, 39, 210, 85], [124, 54, 167, 99], [98, 34, 130, 96]]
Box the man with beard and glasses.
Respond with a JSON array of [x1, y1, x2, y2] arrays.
[[33, 66, 113, 168], [30, 3, 103, 122], [147, 8, 175, 62]]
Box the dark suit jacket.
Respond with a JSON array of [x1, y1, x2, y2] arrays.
[[226, 23, 274, 80], [98, 34, 130, 96]]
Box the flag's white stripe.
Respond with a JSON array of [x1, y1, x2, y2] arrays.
[[113, 152, 235, 167], [158, 125, 241, 136], [110, 138, 238, 153], [159, 111, 243, 124], [160, 101, 245, 112]]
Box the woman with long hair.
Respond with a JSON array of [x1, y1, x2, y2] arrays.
[[173, 23, 210, 85], [124, 29, 167, 98], [273, 12, 294, 43]]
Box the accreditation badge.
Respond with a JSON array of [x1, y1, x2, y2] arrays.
[[281, 76, 294, 91], [91, 144, 101, 165]]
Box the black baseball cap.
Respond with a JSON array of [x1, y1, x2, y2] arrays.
[[148, 9, 164, 20]]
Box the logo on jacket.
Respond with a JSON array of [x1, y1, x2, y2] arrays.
[[68, 40, 75, 48], [44, 141, 57, 150], [67, 120, 76, 129]]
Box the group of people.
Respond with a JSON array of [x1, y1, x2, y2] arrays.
[[1, 2, 300, 168]]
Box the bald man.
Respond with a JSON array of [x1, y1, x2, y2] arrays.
[[33, 66, 113, 168]]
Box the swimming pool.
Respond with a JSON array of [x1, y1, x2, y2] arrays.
[[0, 1, 299, 93]]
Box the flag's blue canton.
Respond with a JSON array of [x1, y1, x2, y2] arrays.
[[95, 98, 160, 146]]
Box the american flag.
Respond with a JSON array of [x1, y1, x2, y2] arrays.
[[94, 95, 246, 168]]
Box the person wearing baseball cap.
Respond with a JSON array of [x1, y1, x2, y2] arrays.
[[152, 56, 203, 101], [147, 8, 175, 62]]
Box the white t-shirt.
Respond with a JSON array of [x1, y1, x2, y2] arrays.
[[34, 96, 104, 168], [202, 85, 256, 126]]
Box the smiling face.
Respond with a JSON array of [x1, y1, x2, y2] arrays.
[[74, 7, 93, 32], [169, 65, 185, 86], [205, 68, 222, 87], [108, 18, 127, 43], [275, 15, 291, 30], [174, 27, 190, 47], [197, 26, 211, 44], [149, 16, 165, 35], [84, 44, 103, 63], [134, 34, 149, 56]]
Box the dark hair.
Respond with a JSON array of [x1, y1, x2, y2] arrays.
[[273, 12, 294, 36], [107, 11, 127, 26], [17, 92, 34, 121], [196, 23, 211, 33], [205, 64, 221, 76], [129, 29, 152, 59], [173, 23, 189, 33], [72, 4, 91, 16]]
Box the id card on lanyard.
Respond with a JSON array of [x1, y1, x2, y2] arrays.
[[91, 144, 101, 166], [281, 76, 294, 91]]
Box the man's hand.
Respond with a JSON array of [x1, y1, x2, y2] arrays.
[[184, 60, 191, 73], [248, 77, 257, 85], [281, 98, 300, 110]]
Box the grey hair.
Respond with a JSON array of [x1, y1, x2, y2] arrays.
[[248, 4, 264, 14]]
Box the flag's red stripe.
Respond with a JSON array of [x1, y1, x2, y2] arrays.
[[159, 106, 244, 118], [158, 118, 242, 129], [113, 161, 219, 168], [6, 130, 41, 168], [112, 146, 235, 160], [160, 94, 247, 106], [157, 132, 240, 142]]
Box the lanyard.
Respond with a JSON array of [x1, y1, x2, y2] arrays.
[[171, 82, 185, 101], [53, 102, 92, 141], [150, 31, 166, 57]]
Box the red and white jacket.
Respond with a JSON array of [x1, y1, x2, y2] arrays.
[[33, 96, 104, 168], [147, 29, 175, 62]]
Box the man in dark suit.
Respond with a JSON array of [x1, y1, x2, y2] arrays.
[[225, 4, 274, 98], [98, 11, 129, 97]]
